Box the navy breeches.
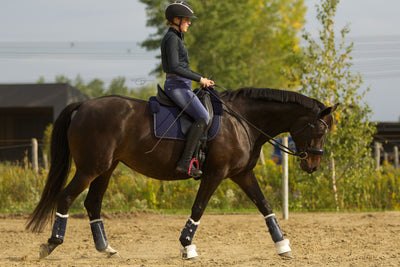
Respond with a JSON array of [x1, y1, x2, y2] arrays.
[[164, 76, 210, 125]]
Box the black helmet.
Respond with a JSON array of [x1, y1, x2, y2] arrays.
[[165, 1, 197, 22]]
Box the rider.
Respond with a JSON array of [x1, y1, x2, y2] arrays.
[[162, 1, 214, 177]]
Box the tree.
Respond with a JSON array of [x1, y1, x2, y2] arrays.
[[139, 0, 306, 89], [39, 74, 156, 100], [286, 0, 376, 210], [107, 76, 129, 96], [85, 78, 106, 98]]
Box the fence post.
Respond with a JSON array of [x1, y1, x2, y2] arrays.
[[259, 149, 265, 165], [394, 146, 399, 170], [331, 151, 339, 211], [374, 142, 380, 171], [282, 136, 289, 220], [43, 153, 49, 170], [31, 138, 38, 173]]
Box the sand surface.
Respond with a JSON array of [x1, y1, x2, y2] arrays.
[[1, 211, 399, 266]]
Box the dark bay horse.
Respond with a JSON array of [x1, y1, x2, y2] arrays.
[[26, 87, 337, 260]]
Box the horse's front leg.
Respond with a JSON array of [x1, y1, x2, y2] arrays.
[[231, 170, 294, 259], [179, 175, 223, 260]]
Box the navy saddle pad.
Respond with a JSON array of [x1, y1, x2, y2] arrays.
[[148, 90, 222, 141]]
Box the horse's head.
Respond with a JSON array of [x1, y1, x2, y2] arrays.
[[290, 104, 338, 173]]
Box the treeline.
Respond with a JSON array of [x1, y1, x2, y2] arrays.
[[38, 75, 157, 100]]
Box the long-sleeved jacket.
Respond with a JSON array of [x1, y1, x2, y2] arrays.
[[161, 27, 202, 82]]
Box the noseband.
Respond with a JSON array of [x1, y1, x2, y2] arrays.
[[294, 108, 329, 160]]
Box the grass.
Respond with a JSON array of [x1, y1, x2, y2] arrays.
[[1, 157, 400, 214]]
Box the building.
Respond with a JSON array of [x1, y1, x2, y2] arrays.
[[0, 83, 89, 162], [373, 122, 400, 165]]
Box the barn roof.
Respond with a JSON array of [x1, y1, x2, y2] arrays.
[[0, 83, 89, 120]]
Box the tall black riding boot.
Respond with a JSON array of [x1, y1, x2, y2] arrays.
[[176, 118, 207, 177]]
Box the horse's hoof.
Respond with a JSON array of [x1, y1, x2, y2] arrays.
[[279, 251, 295, 259], [39, 243, 50, 259], [102, 245, 121, 258], [107, 251, 121, 258], [39, 241, 59, 259], [184, 256, 200, 261], [180, 244, 199, 260]]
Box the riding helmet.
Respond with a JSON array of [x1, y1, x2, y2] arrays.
[[165, 1, 197, 22]]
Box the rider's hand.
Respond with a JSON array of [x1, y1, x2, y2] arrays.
[[200, 77, 215, 88]]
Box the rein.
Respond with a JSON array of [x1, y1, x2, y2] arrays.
[[210, 85, 327, 159], [145, 84, 328, 159]]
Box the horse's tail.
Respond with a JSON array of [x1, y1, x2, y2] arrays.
[[26, 102, 82, 233]]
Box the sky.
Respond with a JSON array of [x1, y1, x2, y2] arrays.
[[0, 0, 400, 121]]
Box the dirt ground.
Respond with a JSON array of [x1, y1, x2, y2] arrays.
[[1, 211, 399, 266]]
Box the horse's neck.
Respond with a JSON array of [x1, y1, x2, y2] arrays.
[[237, 100, 303, 141]]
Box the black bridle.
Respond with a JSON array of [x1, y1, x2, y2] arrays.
[[291, 108, 329, 160], [209, 85, 329, 160]]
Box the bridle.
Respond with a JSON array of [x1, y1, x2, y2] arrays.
[[291, 108, 329, 160]]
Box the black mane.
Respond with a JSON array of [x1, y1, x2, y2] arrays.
[[220, 87, 324, 111]]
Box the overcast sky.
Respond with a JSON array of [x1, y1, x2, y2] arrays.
[[306, 0, 400, 36], [1, 0, 400, 121], [1, 0, 400, 41]]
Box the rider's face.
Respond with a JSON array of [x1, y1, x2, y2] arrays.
[[174, 17, 191, 32]]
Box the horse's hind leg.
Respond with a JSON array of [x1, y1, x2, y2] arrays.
[[39, 171, 94, 258], [84, 162, 119, 258], [231, 170, 294, 259]]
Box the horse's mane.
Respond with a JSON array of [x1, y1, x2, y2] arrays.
[[220, 87, 325, 111]]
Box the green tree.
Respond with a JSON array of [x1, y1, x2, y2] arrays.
[[44, 74, 156, 100], [106, 76, 129, 96], [85, 78, 106, 98], [37, 76, 46, 84], [55, 75, 72, 84], [140, 0, 306, 89], [287, 0, 376, 210]]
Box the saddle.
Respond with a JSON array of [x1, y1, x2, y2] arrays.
[[148, 84, 223, 170]]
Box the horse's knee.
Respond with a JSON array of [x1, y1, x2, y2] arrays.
[[191, 205, 205, 222], [257, 199, 273, 215]]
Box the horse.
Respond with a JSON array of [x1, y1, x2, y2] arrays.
[[26, 86, 338, 260]]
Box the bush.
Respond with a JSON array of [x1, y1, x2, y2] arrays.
[[1, 153, 400, 213]]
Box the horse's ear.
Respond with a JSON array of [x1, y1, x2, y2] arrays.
[[320, 103, 339, 118]]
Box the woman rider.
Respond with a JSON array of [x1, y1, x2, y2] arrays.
[[162, 1, 214, 177]]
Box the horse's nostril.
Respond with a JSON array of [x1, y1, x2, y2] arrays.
[[312, 166, 318, 172], [306, 166, 318, 174]]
